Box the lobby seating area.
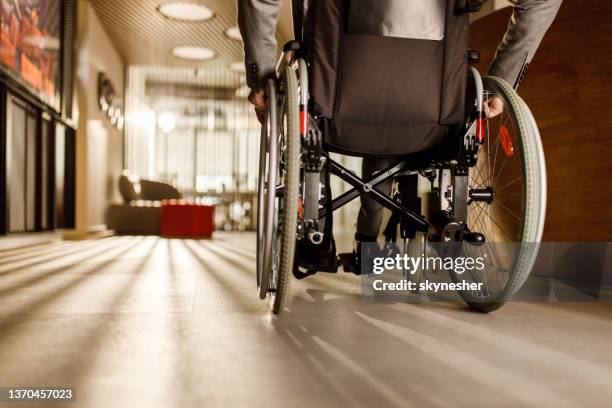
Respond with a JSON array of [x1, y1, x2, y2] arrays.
[[106, 173, 181, 235]]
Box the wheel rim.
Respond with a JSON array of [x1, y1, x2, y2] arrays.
[[257, 80, 278, 300], [466, 88, 522, 297], [256, 114, 267, 290], [268, 93, 288, 307], [458, 77, 544, 304]]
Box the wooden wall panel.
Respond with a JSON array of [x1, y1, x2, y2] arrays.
[[470, 0, 612, 241]]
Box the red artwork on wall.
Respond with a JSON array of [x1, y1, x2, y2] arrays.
[[0, 0, 61, 110]]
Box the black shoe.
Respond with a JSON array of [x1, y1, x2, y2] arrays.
[[338, 252, 360, 274], [339, 233, 381, 275]]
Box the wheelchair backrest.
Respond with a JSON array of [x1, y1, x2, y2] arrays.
[[298, 0, 471, 156]]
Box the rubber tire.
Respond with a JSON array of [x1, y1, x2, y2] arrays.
[[458, 76, 546, 312], [269, 62, 300, 315]]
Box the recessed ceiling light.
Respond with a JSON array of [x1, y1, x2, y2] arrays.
[[229, 62, 245, 73], [172, 46, 215, 61], [225, 26, 242, 41], [158, 2, 214, 22]]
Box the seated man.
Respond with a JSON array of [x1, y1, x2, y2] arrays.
[[238, 0, 562, 267]]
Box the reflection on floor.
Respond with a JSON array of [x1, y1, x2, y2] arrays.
[[0, 232, 611, 407]]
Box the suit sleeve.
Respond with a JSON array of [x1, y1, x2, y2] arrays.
[[487, 0, 563, 88], [237, 0, 283, 91]]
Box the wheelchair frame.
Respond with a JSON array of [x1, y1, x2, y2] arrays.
[[286, 38, 487, 244]]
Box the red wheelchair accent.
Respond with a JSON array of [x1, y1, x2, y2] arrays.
[[499, 125, 514, 157]]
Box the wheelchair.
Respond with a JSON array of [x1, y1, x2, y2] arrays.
[[256, 0, 546, 314]]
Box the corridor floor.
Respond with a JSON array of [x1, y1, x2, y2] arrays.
[[0, 233, 611, 407]]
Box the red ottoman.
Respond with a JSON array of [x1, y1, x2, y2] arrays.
[[161, 200, 215, 238]]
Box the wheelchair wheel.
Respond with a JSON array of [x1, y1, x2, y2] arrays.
[[455, 76, 546, 312], [256, 79, 278, 300], [263, 62, 300, 314]]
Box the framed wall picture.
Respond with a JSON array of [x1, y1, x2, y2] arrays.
[[0, 0, 61, 111]]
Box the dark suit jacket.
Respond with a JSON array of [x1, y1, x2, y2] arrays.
[[238, 0, 562, 89]]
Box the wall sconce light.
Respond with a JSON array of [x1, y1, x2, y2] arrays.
[[98, 72, 124, 130]]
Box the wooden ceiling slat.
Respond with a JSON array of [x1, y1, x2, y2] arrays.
[[90, 0, 245, 68]]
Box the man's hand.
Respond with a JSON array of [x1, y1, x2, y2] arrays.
[[484, 96, 504, 118], [248, 89, 268, 124]]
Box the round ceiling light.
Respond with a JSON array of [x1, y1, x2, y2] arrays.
[[225, 26, 242, 41], [172, 46, 216, 61], [158, 2, 214, 22], [229, 62, 245, 73]]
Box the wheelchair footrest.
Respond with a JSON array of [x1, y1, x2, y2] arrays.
[[292, 264, 338, 280], [292, 268, 318, 280], [295, 258, 339, 272], [338, 252, 360, 275]]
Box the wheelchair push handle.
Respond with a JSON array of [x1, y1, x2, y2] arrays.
[[275, 40, 301, 75]]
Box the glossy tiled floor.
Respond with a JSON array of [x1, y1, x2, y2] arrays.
[[0, 233, 611, 407]]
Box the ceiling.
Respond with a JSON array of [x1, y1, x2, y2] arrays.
[[90, 0, 292, 69], [132, 65, 244, 88]]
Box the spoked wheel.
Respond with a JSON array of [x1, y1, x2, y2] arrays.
[[454, 76, 546, 312], [256, 63, 300, 314]]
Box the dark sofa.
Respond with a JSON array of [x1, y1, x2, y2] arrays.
[[106, 173, 181, 235]]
